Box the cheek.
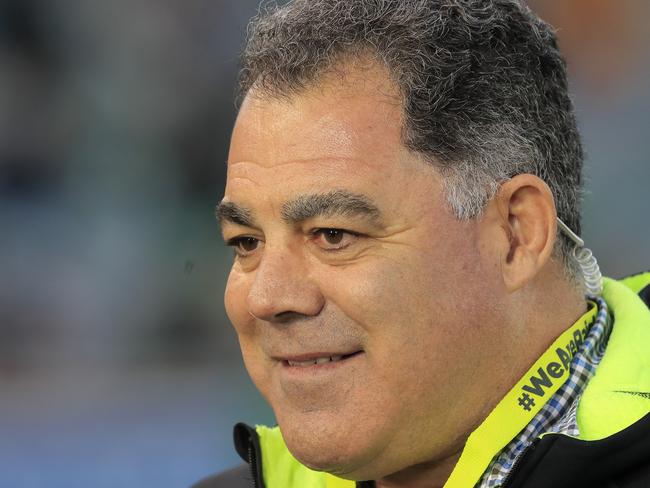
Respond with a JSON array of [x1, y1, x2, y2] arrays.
[[225, 269, 273, 397], [324, 247, 475, 342], [321, 241, 489, 395], [224, 268, 254, 336]]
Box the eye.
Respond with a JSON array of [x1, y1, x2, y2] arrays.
[[226, 236, 262, 257], [312, 228, 358, 250]]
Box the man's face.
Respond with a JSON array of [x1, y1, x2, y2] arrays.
[[221, 63, 510, 479]]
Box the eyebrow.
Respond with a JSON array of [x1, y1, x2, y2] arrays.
[[281, 190, 381, 225], [215, 201, 256, 227], [216, 190, 382, 229]]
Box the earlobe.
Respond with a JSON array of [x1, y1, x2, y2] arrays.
[[496, 175, 557, 293]]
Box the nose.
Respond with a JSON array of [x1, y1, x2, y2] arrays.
[[246, 246, 325, 323]]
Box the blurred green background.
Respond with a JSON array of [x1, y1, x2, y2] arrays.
[[1, 1, 649, 486]]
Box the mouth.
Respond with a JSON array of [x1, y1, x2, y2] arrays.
[[281, 351, 364, 368]]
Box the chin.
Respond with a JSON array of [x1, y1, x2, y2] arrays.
[[289, 442, 350, 473], [276, 408, 384, 479]]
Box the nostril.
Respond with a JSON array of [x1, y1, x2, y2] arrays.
[[274, 310, 308, 323], [248, 309, 308, 324]]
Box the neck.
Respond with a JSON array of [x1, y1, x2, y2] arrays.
[[376, 272, 586, 488], [375, 451, 462, 488]]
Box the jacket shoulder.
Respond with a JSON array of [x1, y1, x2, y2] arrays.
[[191, 464, 252, 488], [508, 412, 650, 488], [620, 270, 650, 307]]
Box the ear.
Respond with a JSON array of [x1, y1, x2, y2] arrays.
[[494, 174, 558, 293]]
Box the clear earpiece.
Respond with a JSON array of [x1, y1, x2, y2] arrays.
[[557, 218, 603, 296]]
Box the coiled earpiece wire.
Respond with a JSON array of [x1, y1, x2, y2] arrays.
[[556, 218, 603, 296]]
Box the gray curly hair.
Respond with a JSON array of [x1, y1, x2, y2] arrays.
[[236, 0, 584, 287]]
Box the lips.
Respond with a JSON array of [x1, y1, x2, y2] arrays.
[[278, 350, 363, 367]]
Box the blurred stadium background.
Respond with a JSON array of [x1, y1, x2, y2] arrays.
[[1, 1, 648, 486]]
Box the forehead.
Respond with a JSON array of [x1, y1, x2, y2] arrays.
[[224, 60, 443, 219], [229, 60, 404, 169]]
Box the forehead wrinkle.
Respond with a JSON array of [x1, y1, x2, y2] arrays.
[[281, 190, 381, 225]]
